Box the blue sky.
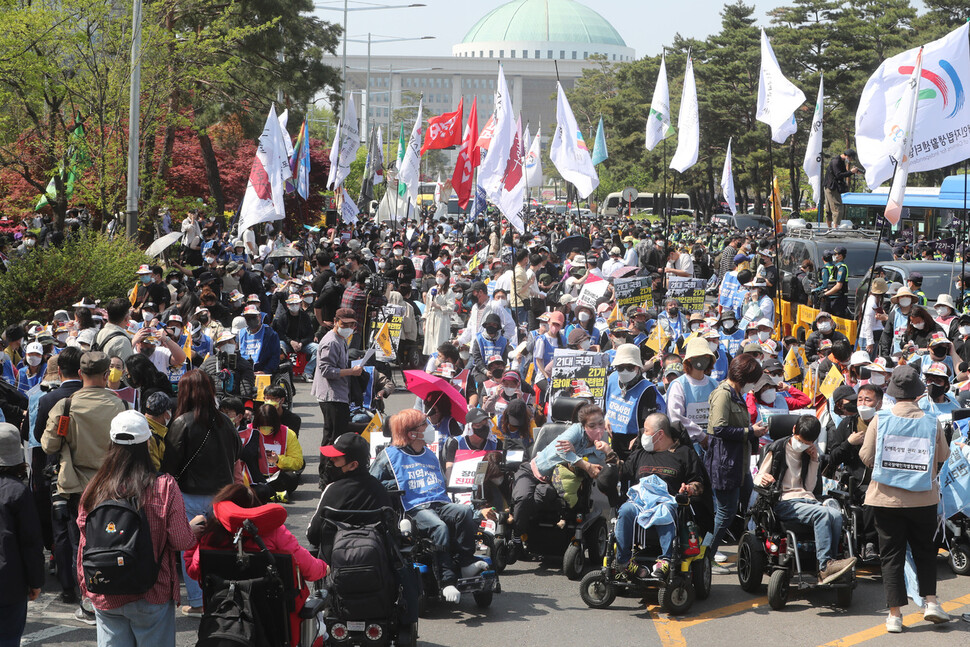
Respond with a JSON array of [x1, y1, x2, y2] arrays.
[[315, 0, 777, 60]]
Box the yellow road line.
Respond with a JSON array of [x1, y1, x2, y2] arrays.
[[820, 593, 970, 647], [648, 596, 768, 647]]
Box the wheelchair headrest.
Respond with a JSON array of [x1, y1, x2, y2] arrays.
[[550, 396, 590, 423], [213, 500, 287, 536], [768, 414, 801, 441], [950, 406, 970, 421], [531, 423, 568, 458]]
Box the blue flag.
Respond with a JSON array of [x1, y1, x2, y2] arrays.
[[473, 184, 487, 217], [294, 120, 310, 200], [591, 116, 608, 166]]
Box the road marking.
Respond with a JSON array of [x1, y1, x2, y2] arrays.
[[821, 593, 970, 647], [648, 596, 769, 647], [20, 626, 77, 645]]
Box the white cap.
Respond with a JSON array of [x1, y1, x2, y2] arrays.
[[25, 341, 43, 355], [231, 316, 247, 334], [849, 350, 871, 367], [109, 411, 152, 445], [611, 343, 643, 369]]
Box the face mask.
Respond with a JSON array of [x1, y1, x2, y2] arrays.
[[868, 373, 885, 386], [140, 275, 151, 283], [484, 327, 500, 338], [758, 331, 770, 342], [303, 296, 313, 305], [378, 261, 386, 269], [56, 332, 69, 343], [25, 239, 35, 248], [288, 305, 300, 315], [198, 313, 210, 324], [258, 425, 274, 436], [503, 386, 517, 397], [759, 388, 777, 404], [898, 297, 913, 308], [929, 382, 949, 399], [26, 355, 41, 367], [708, 341, 719, 353], [932, 345, 947, 357], [580, 339, 592, 350], [690, 323, 700, 332], [640, 432, 655, 452], [617, 369, 638, 383], [585, 425, 604, 443], [245, 317, 260, 329], [497, 299, 508, 308], [857, 405, 877, 421], [790, 437, 812, 453], [722, 321, 735, 332], [394, 248, 404, 256], [578, 311, 590, 323], [472, 424, 490, 439], [912, 321, 925, 330], [817, 321, 833, 333], [691, 358, 710, 372], [842, 400, 858, 414], [324, 461, 349, 483], [221, 343, 236, 355], [936, 306, 949, 317], [459, 350, 470, 361], [108, 367, 123, 383], [667, 308, 679, 317], [767, 373, 782, 386], [205, 257, 216, 265], [338, 327, 354, 339], [436, 276, 447, 285]]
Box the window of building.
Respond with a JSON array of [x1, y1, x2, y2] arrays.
[[489, 50, 493, 57], [522, 50, 527, 59], [535, 50, 540, 59], [480, 51, 484, 57], [510, 50, 516, 58], [548, 50, 553, 59], [489, 79, 494, 89], [499, 50, 504, 58], [444, 78, 449, 88], [583, 52, 588, 59], [474, 79, 479, 89], [572, 51, 577, 60], [560, 50, 565, 59], [405, 78, 412, 88]]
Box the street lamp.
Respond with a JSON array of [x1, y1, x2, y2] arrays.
[[313, 1, 426, 116], [345, 33, 434, 135]]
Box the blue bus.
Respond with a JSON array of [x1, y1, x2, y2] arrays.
[[841, 174, 970, 240]]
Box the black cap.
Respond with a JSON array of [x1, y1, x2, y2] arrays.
[[321, 432, 370, 466], [466, 408, 490, 426], [835, 246, 847, 256], [832, 385, 857, 403], [844, 148, 856, 158], [470, 281, 488, 294], [887, 364, 925, 400]]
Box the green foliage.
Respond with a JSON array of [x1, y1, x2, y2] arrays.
[[0, 232, 149, 326]]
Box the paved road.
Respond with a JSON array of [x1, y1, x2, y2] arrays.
[[23, 380, 970, 647]]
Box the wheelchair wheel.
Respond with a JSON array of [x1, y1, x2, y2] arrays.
[[489, 538, 509, 574], [586, 519, 608, 566], [767, 569, 790, 610], [949, 544, 970, 575], [737, 532, 766, 593], [473, 591, 493, 608], [659, 576, 695, 615], [692, 555, 712, 600], [398, 622, 418, 647], [835, 585, 853, 608], [579, 570, 616, 609], [563, 543, 585, 581]]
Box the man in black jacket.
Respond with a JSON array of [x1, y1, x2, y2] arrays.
[[823, 149, 862, 228]]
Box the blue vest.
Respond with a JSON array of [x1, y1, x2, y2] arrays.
[[671, 374, 718, 429], [711, 348, 729, 382], [238, 326, 266, 363], [360, 366, 375, 409], [872, 410, 937, 492], [384, 446, 450, 511], [919, 394, 960, 417], [605, 373, 653, 436], [476, 332, 508, 362], [890, 309, 909, 354], [719, 329, 745, 357], [457, 434, 498, 452]]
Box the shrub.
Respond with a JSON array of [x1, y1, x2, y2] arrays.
[[0, 231, 150, 327]]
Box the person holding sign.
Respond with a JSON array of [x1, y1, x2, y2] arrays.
[[370, 409, 487, 604], [666, 339, 719, 452], [860, 365, 951, 632]]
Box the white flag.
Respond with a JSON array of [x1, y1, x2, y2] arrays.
[[333, 95, 360, 188], [550, 82, 599, 198], [339, 187, 359, 225], [277, 109, 294, 160], [398, 101, 424, 206], [803, 76, 824, 205], [757, 29, 806, 144], [885, 49, 924, 225], [720, 138, 737, 215], [645, 53, 673, 151], [326, 120, 342, 189], [856, 23, 970, 190], [498, 116, 526, 233], [525, 125, 543, 188], [479, 65, 515, 203], [669, 55, 699, 173], [238, 105, 293, 232]]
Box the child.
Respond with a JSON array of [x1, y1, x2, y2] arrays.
[[0, 423, 44, 647]]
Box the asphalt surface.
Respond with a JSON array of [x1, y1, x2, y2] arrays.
[[22, 378, 970, 647]]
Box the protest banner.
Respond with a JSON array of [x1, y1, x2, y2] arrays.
[[667, 277, 706, 313], [614, 275, 654, 311], [368, 304, 404, 361], [576, 277, 610, 310], [549, 349, 610, 407]]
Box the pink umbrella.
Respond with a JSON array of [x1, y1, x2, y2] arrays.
[[403, 370, 469, 425]]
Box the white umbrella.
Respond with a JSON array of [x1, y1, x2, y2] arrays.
[[145, 231, 184, 257]]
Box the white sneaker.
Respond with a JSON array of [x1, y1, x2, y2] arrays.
[[714, 551, 728, 564], [886, 614, 903, 633], [442, 585, 461, 603], [460, 561, 488, 578], [923, 602, 951, 624]]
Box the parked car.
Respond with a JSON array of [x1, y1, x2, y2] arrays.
[[854, 260, 962, 312], [710, 213, 774, 230]]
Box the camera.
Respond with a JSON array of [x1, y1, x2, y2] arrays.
[[219, 351, 238, 371], [365, 273, 387, 296]]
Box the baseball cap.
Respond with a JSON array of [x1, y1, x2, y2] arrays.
[[0, 423, 23, 467], [80, 351, 109, 374], [321, 432, 370, 465], [109, 410, 152, 445]]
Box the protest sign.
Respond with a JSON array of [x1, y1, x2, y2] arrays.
[[577, 277, 610, 310], [368, 304, 404, 361], [549, 349, 610, 407], [614, 275, 654, 311], [667, 277, 706, 312]]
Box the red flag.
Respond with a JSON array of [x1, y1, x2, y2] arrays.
[[421, 99, 463, 154], [476, 114, 495, 151], [451, 98, 480, 209]]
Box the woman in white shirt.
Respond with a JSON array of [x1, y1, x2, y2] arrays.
[[859, 278, 889, 357]]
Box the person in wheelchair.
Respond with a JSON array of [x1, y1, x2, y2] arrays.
[[186, 484, 327, 647], [370, 408, 489, 604], [510, 403, 613, 546], [442, 407, 502, 474], [602, 413, 705, 579], [240, 404, 304, 504], [754, 416, 857, 585]]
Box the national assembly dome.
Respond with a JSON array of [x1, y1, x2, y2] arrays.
[[452, 0, 635, 63]]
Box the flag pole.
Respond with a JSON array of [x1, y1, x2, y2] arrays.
[[817, 148, 825, 225], [962, 159, 968, 309], [854, 160, 896, 351], [663, 138, 668, 244], [554, 60, 583, 225], [766, 131, 783, 334]]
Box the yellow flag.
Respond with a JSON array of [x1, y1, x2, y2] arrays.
[[818, 364, 844, 399], [129, 281, 140, 306], [606, 303, 619, 325], [772, 176, 783, 234], [645, 323, 669, 354], [783, 347, 801, 381], [375, 323, 393, 356], [255, 374, 272, 401], [361, 412, 383, 443], [183, 330, 193, 362]]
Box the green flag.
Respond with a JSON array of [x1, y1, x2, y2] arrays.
[[396, 122, 406, 197], [591, 116, 608, 166], [37, 116, 89, 210]]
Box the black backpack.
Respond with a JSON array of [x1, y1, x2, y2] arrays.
[[197, 575, 279, 647], [82, 498, 158, 595], [328, 521, 396, 619], [91, 329, 129, 354]]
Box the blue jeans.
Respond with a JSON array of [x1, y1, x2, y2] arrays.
[[710, 487, 741, 556], [614, 501, 677, 566], [95, 600, 176, 647], [0, 600, 26, 647], [775, 498, 842, 570], [302, 342, 319, 378], [411, 503, 477, 585], [179, 493, 213, 607]]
